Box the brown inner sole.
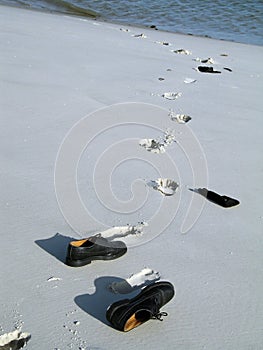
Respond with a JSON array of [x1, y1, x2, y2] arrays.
[[124, 314, 143, 332], [70, 239, 88, 247]]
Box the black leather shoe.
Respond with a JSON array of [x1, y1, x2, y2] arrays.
[[65, 234, 127, 267], [106, 281, 175, 332], [190, 188, 240, 208]]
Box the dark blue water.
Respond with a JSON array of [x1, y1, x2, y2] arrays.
[[0, 0, 262, 45]]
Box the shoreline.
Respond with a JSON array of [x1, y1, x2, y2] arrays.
[[0, 3, 262, 47]]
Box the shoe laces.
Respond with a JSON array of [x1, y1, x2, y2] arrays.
[[151, 311, 168, 321]]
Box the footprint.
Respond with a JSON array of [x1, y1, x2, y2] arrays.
[[139, 138, 166, 153], [62, 310, 88, 350], [194, 57, 215, 64], [155, 41, 171, 46], [132, 33, 147, 38], [148, 178, 179, 196], [100, 222, 148, 241], [171, 49, 192, 55], [47, 276, 62, 282], [109, 268, 161, 294], [162, 92, 182, 100], [169, 110, 192, 123], [184, 77, 197, 84], [120, 28, 130, 32], [0, 329, 31, 350], [163, 129, 176, 146], [139, 130, 176, 153]]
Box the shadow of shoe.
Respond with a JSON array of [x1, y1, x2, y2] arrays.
[[109, 268, 160, 294], [35, 232, 75, 263], [74, 276, 139, 327], [108, 279, 134, 294], [189, 188, 240, 208]]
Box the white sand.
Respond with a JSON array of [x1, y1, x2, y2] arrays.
[[0, 4, 263, 349]]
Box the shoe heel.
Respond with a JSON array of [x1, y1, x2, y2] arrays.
[[106, 298, 129, 321], [65, 258, 92, 267]]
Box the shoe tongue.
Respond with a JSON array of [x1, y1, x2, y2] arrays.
[[140, 296, 160, 316], [89, 234, 108, 245]]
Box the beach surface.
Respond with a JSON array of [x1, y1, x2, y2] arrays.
[[0, 5, 263, 350]]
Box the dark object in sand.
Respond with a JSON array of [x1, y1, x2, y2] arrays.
[[158, 77, 165, 81], [65, 234, 127, 267], [150, 25, 158, 30], [224, 67, 232, 72], [190, 188, 240, 208], [198, 66, 221, 74], [106, 281, 175, 332]]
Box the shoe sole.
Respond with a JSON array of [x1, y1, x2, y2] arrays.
[[106, 281, 173, 326], [65, 247, 127, 267]]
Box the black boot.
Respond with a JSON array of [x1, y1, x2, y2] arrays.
[[65, 234, 127, 267], [106, 281, 175, 332]]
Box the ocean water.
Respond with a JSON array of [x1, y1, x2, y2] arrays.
[[0, 0, 262, 45]]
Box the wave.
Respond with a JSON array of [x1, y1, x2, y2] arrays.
[[0, 0, 99, 18], [44, 0, 98, 17]]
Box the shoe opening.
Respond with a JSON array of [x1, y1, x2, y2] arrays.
[[135, 309, 152, 322], [70, 239, 94, 247], [124, 310, 151, 332]]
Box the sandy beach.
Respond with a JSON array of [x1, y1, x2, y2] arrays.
[[0, 4, 263, 349]]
